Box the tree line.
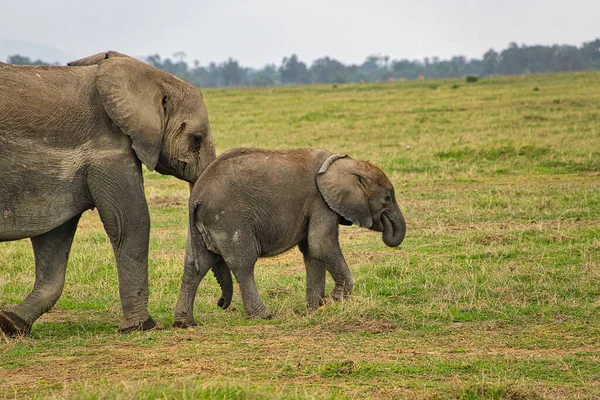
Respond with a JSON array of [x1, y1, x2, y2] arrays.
[[7, 38, 600, 87]]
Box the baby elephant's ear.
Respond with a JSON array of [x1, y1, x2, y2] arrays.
[[316, 154, 373, 228]]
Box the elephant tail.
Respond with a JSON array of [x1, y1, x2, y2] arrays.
[[212, 261, 233, 310]]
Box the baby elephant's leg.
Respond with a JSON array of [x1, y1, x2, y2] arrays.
[[173, 238, 219, 328], [299, 240, 326, 312], [225, 255, 273, 319], [325, 256, 353, 302], [307, 223, 353, 303]]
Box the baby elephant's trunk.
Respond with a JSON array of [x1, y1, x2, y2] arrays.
[[381, 211, 406, 247]]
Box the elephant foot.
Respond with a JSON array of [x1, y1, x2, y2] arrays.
[[329, 293, 351, 304], [307, 298, 328, 313], [173, 319, 198, 329], [0, 310, 31, 337], [173, 320, 197, 329], [217, 296, 231, 310], [118, 317, 156, 333], [173, 309, 198, 328], [247, 307, 274, 320], [330, 284, 352, 302]]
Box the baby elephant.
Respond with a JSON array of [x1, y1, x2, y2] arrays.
[[174, 148, 406, 327]]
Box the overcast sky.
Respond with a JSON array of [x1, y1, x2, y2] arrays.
[[1, 0, 598, 67]]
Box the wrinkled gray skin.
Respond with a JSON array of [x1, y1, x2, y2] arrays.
[[174, 148, 406, 326], [0, 51, 216, 336]]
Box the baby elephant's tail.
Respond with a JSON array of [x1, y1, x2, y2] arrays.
[[212, 261, 233, 309]]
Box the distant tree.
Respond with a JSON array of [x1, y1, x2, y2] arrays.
[[220, 58, 243, 86], [580, 39, 600, 68], [189, 63, 212, 87], [498, 42, 527, 75], [280, 54, 310, 84], [7, 54, 50, 65], [310, 57, 346, 83], [343, 64, 361, 82], [482, 49, 499, 75], [523, 45, 554, 73], [382, 55, 390, 70], [248, 64, 279, 86], [173, 51, 187, 62], [146, 54, 162, 68], [422, 57, 438, 78], [465, 59, 484, 76], [166, 58, 189, 78], [391, 59, 422, 80], [554, 45, 584, 71], [207, 62, 222, 87], [449, 56, 467, 77], [361, 55, 382, 73], [358, 55, 390, 81]]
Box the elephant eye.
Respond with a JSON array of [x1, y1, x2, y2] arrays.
[[191, 133, 203, 149]]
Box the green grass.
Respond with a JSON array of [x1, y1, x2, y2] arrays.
[[1, 71, 600, 399]]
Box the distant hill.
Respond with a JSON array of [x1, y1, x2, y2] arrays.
[[0, 39, 73, 64]]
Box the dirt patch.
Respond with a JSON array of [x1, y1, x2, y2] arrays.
[[323, 318, 397, 334]]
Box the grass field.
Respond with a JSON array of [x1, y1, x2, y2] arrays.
[[1, 71, 600, 399]]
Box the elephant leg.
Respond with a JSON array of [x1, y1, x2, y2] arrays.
[[0, 214, 81, 337], [307, 221, 353, 302], [324, 257, 353, 302], [89, 165, 155, 333], [299, 240, 326, 312], [173, 234, 219, 328], [224, 255, 272, 319]]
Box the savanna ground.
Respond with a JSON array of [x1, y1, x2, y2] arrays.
[[1, 72, 600, 399]]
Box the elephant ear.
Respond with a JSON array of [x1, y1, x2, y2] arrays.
[[316, 154, 373, 228], [95, 57, 165, 170], [67, 50, 130, 66]]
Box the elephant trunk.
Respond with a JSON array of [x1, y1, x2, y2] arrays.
[[183, 131, 216, 184], [381, 211, 406, 248], [197, 131, 217, 180]]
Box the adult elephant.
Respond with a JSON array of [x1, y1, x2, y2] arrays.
[[0, 51, 216, 336]]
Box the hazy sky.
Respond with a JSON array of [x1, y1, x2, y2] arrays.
[[1, 0, 598, 67]]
